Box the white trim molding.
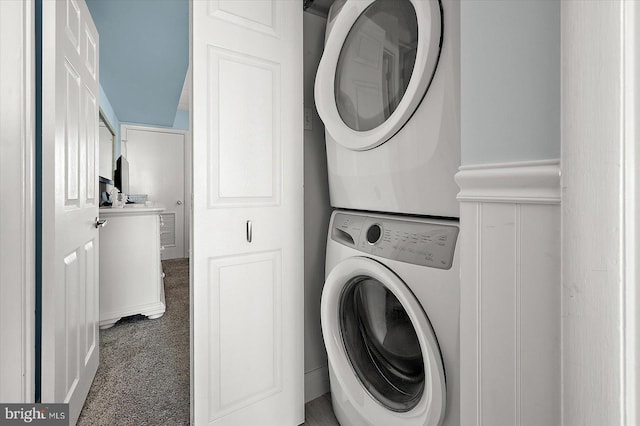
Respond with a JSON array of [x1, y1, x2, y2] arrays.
[[562, 1, 639, 424], [623, 2, 640, 423], [456, 159, 560, 204], [0, 0, 35, 403], [456, 160, 561, 426]]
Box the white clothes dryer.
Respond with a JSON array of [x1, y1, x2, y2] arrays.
[[315, 0, 460, 217], [322, 210, 460, 426]]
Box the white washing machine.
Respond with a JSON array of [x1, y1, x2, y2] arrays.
[[321, 210, 460, 425], [315, 0, 460, 217]]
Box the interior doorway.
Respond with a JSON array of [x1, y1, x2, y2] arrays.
[[76, 0, 192, 423], [39, 1, 306, 424], [122, 124, 190, 260]]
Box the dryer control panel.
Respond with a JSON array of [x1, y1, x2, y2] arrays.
[[331, 212, 459, 270]]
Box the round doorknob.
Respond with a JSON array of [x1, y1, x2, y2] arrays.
[[177, 200, 183, 205]]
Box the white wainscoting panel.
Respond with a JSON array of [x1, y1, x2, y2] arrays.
[[456, 160, 561, 426]]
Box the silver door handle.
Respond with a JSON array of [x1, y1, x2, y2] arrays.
[[177, 200, 183, 205], [95, 217, 108, 228], [246, 220, 252, 243]]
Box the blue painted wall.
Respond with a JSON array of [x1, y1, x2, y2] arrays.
[[461, 0, 561, 165], [86, 0, 188, 127]]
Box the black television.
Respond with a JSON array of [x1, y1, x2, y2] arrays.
[[113, 155, 130, 195]]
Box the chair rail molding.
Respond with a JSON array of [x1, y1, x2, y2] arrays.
[[456, 159, 560, 204], [455, 160, 561, 426]]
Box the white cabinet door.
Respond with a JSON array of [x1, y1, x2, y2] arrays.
[[192, 1, 303, 425], [122, 125, 187, 259], [41, 0, 100, 423]]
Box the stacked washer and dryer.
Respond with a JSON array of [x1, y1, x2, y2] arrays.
[[314, 0, 460, 425]]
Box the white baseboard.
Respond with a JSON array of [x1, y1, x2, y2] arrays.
[[456, 160, 561, 426], [304, 365, 329, 403]]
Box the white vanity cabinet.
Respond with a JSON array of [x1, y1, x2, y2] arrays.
[[98, 206, 166, 329]]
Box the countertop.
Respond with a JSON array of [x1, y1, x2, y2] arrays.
[[99, 205, 166, 216]]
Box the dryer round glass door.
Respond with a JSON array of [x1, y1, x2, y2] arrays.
[[315, 0, 443, 150], [335, 0, 419, 131], [321, 257, 446, 425]]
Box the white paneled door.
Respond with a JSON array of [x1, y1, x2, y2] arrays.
[[192, 1, 303, 425], [41, 0, 100, 424]]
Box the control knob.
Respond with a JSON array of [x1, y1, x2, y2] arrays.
[[366, 223, 382, 245]]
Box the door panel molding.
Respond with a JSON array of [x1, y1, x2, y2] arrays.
[[207, 250, 283, 420], [207, 46, 282, 208], [207, 0, 281, 39]]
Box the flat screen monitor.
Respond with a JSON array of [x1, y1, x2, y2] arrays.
[[114, 155, 130, 195]]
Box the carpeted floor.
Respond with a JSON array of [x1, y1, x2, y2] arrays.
[[78, 258, 190, 426], [78, 257, 339, 425]]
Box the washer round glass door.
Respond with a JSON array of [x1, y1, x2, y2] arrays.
[[340, 276, 425, 411], [315, 0, 443, 151], [321, 257, 446, 425]]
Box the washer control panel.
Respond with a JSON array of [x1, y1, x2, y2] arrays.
[[332, 212, 458, 270]]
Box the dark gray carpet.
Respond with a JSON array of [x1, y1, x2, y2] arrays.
[[78, 258, 190, 426]]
